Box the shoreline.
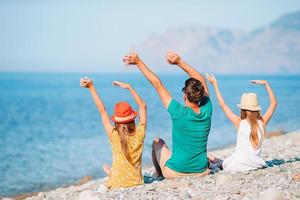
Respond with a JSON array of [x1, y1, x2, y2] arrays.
[[3, 130, 300, 200]]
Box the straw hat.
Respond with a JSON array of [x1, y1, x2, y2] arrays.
[[237, 93, 261, 111], [111, 102, 138, 123]]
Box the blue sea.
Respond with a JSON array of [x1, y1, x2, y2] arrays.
[[0, 73, 299, 197]]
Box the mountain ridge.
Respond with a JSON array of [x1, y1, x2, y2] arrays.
[[134, 10, 300, 74]]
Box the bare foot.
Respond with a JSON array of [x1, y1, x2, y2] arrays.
[[207, 154, 216, 163], [292, 172, 300, 181], [102, 164, 111, 175]]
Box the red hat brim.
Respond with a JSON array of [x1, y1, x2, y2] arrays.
[[111, 110, 138, 123]]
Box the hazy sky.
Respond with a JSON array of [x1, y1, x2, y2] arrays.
[[1, 0, 300, 72]]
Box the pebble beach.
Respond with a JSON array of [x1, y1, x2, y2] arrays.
[[3, 130, 300, 200]]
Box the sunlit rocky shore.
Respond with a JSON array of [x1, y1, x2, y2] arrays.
[[4, 130, 300, 200]]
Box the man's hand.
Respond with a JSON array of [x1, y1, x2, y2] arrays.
[[123, 53, 141, 65], [166, 51, 182, 65]]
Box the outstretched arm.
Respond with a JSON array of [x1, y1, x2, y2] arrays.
[[113, 81, 147, 125], [251, 80, 277, 126], [80, 77, 113, 137], [207, 74, 241, 129], [166, 52, 209, 96], [123, 53, 172, 108]]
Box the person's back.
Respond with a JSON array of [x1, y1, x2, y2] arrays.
[[223, 119, 267, 172], [80, 79, 147, 189], [166, 96, 212, 173], [123, 51, 212, 179], [206, 76, 277, 172], [236, 119, 264, 157], [106, 123, 145, 189]]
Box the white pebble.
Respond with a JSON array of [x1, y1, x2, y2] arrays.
[[78, 190, 101, 200], [95, 184, 108, 194], [260, 188, 283, 200], [216, 174, 233, 186]]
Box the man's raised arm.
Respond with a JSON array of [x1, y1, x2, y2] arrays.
[[166, 52, 209, 96], [123, 53, 172, 108]]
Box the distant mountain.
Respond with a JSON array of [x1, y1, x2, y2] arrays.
[[134, 10, 300, 74]]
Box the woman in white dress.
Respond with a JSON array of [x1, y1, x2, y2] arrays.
[[206, 75, 277, 172]]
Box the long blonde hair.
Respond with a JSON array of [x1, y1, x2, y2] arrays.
[[241, 109, 265, 149], [115, 121, 136, 163]]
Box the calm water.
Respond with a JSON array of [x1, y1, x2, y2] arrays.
[[0, 73, 299, 196]]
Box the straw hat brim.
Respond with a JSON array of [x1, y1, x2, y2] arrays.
[[111, 110, 138, 123], [237, 104, 261, 111]]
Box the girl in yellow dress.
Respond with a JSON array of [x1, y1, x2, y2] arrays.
[[80, 78, 147, 189]]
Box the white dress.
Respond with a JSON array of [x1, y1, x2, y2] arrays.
[[222, 120, 267, 172]]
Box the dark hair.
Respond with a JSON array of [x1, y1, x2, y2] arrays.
[[182, 78, 205, 105]]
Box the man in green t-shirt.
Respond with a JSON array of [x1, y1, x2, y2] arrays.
[[123, 51, 212, 179]]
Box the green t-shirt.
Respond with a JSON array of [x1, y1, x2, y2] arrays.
[[165, 96, 213, 173]]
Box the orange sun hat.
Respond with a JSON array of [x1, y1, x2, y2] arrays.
[[111, 102, 138, 123]]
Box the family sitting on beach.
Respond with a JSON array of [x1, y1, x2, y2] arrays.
[[80, 52, 277, 190]]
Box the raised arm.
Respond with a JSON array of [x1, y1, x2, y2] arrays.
[[80, 77, 113, 137], [112, 81, 147, 125], [207, 74, 241, 129], [251, 80, 277, 126], [123, 53, 172, 108], [166, 52, 209, 96]]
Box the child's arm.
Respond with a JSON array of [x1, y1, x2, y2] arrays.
[[123, 52, 172, 109], [166, 51, 209, 96], [80, 77, 113, 138], [207, 74, 241, 129], [251, 80, 277, 126], [113, 81, 147, 125]]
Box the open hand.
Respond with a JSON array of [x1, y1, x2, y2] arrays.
[[112, 81, 130, 89], [123, 53, 141, 65], [206, 73, 217, 86], [166, 51, 182, 65], [250, 80, 267, 85], [80, 77, 93, 88]]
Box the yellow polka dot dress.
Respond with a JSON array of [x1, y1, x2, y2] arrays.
[[105, 123, 146, 189]]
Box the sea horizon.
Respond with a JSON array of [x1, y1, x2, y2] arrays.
[[1, 71, 300, 76]]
